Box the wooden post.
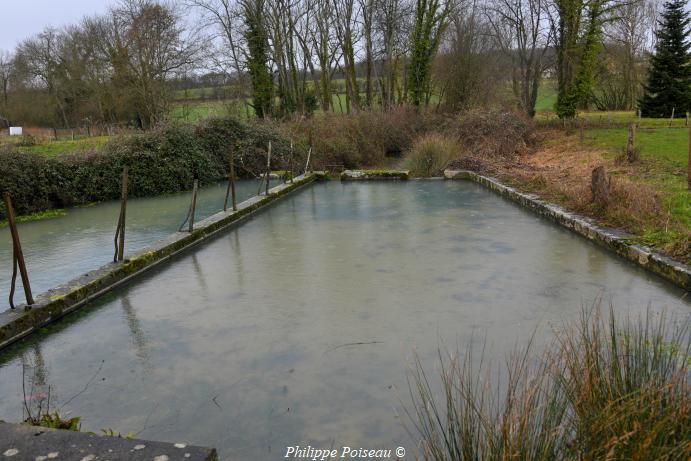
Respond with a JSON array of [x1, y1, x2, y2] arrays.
[[53, 127, 58, 141], [688, 121, 691, 190], [2, 192, 34, 307], [304, 147, 312, 174], [591, 166, 610, 207], [669, 107, 675, 127], [224, 146, 237, 212], [686, 112, 689, 127], [626, 122, 637, 162], [189, 179, 198, 232], [289, 139, 294, 184], [265, 141, 271, 196], [116, 167, 129, 262]]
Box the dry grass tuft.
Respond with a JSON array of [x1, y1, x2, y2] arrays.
[[401, 133, 458, 177], [408, 306, 691, 461]]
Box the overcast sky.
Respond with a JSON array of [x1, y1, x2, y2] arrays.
[[0, 0, 113, 50]]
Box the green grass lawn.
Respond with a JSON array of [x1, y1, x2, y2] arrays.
[[585, 125, 690, 232], [535, 80, 557, 113], [1, 136, 111, 157]]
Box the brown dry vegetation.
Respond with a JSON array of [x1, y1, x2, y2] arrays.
[[284, 109, 688, 263], [488, 130, 689, 262]]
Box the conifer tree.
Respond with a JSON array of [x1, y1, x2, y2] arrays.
[[639, 0, 691, 117]]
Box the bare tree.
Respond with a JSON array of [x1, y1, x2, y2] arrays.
[[486, 0, 553, 116], [112, 0, 202, 127], [332, 0, 362, 113], [595, 0, 657, 109], [185, 0, 250, 110], [0, 50, 12, 108]]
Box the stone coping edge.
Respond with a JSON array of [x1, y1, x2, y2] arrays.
[[444, 169, 690, 291], [0, 422, 218, 461], [0, 174, 319, 350], [341, 170, 410, 180]]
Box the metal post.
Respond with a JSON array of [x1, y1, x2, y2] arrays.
[[224, 147, 237, 212], [189, 179, 198, 232], [304, 146, 312, 174], [117, 167, 128, 261], [265, 141, 271, 196], [3, 192, 34, 307], [289, 139, 294, 184]]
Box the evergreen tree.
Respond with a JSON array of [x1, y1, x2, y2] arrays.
[[639, 0, 691, 117], [242, 0, 273, 119]]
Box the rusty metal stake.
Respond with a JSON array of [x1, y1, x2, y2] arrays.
[[265, 141, 271, 196], [113, 167, 129, 262], [224, 146, 237, 212], [289, 139, 294, 184], [3, 192, 34, 308], [189, 179, 198, 232]]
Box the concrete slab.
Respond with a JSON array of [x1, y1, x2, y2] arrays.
[[0, 422, 217, 461], [340, 170, 409, 180]]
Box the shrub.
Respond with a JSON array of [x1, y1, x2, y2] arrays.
[[0, 117, 301, 219], [401, 133, 458, 177], [451, 109, 538, 160], [283, 107, 447, 170], [408, 306, 691, 460]]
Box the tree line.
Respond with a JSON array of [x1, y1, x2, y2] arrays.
[[0, 0, 683, 129]]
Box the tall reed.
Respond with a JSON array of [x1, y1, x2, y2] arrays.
[[408, 307, 691, 460]]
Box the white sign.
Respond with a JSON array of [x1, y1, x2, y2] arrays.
[[9, 127, 22, 136]]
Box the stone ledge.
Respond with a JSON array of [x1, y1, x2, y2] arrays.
[[444, 169, 691, 291], [341, 170, 410, 180], [0, 422, 217, 461], [0, 174, 318, 350]]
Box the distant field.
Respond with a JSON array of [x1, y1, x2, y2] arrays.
[[0, 135, 110, 157], [535, 80, 557, 113]]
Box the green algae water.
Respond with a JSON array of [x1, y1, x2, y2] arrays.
[[0, 181, 687, 459], [0, 180, 262, 310]]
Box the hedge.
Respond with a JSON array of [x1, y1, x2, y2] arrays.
[[0, 118, 306, 220]]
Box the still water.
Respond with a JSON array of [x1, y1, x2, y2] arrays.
[[0, 180, 263, 310], [0, 181, 687, 459]]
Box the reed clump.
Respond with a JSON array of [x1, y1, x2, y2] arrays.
[[408, 307, 691, 460], [401, 133, 458, 177]]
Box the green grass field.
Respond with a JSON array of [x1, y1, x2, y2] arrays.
[[1, 136, 111, 157], [584, 125, 690, 229]]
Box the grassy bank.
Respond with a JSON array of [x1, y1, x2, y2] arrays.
[[409, 306, 691, 460], [497, 118, 690, 261]]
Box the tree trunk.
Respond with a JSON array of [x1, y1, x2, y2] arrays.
[[591, 166, 610, 206]]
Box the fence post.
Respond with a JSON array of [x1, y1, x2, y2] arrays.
[[224, 146, 237, 212], [265, 141, 271, 196], [669, 107, 675, 127], [2, 192, 34, 308], [626, 123, 638, 162], [189, 178, 198, 232], [289, 139, 294, 184], [113, 167, 129, 262]]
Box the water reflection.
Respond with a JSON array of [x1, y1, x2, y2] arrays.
[[0, 180, 261, 310], [0, 181, 687, 460], [121, 295, 151, 369]]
